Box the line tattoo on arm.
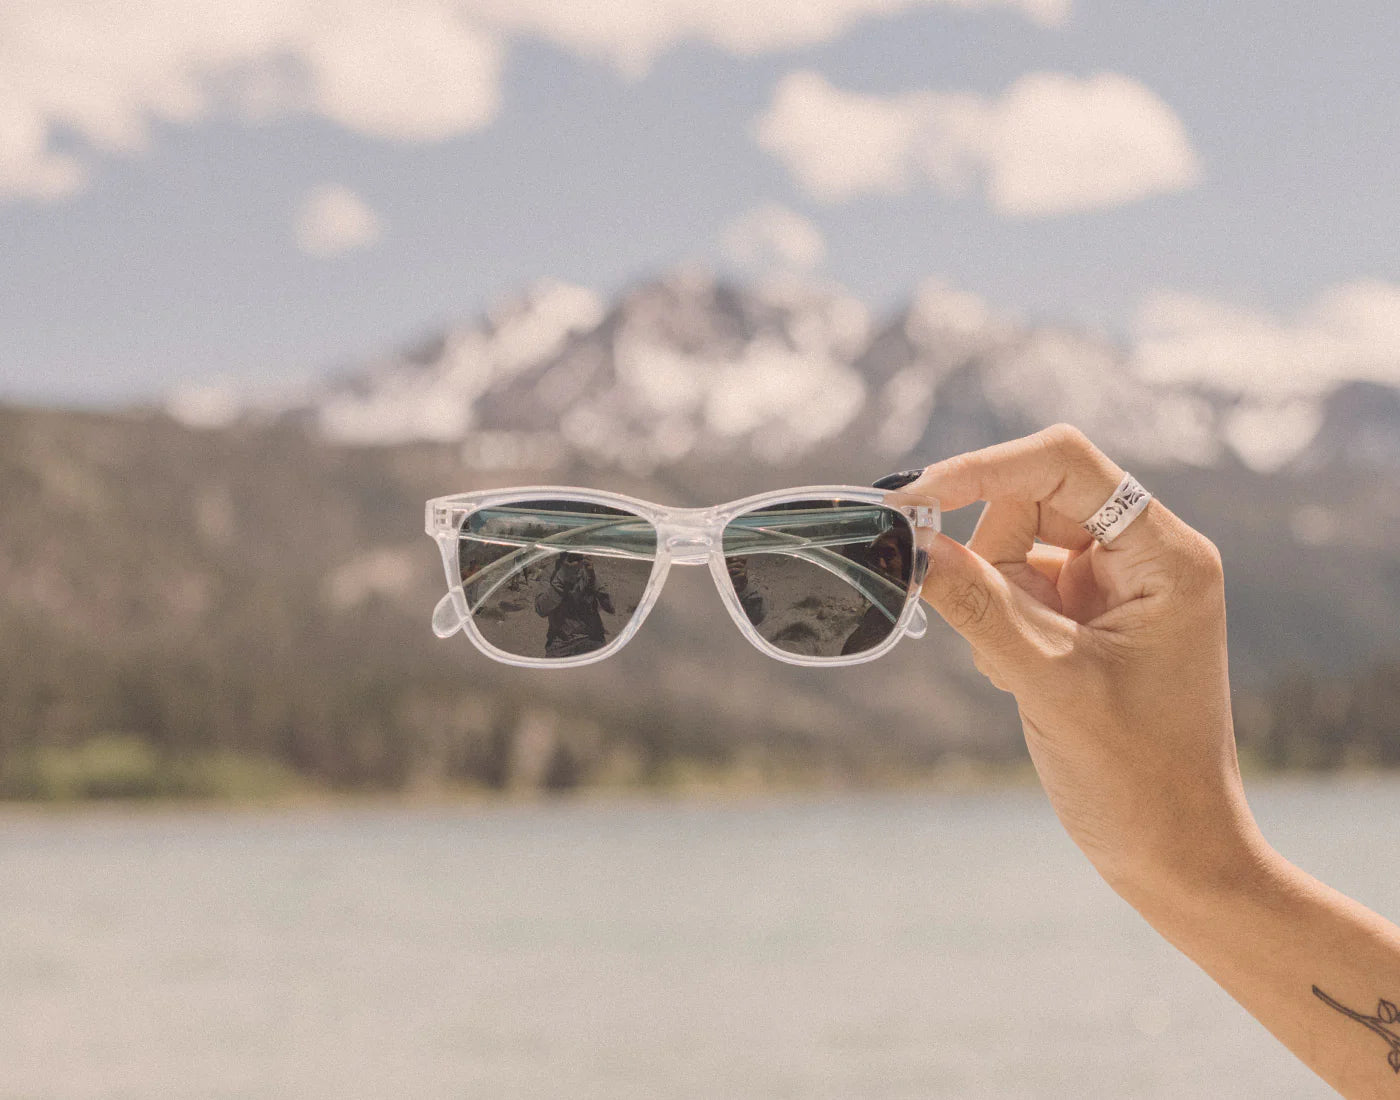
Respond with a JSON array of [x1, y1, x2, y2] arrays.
[[1312, 985, 1400, 1074]]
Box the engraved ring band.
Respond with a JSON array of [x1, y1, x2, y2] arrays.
[[1082, 472, 1153, 546]]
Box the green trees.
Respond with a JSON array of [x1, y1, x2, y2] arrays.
[[1249, 662, 1400, 771], [1, 403, 1396, 800]]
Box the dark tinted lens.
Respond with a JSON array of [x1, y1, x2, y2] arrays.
[[458, 500, 657, 660], [721, 499, 914, 658]]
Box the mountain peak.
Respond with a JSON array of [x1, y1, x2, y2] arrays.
[[165, 272, 1400, 477]]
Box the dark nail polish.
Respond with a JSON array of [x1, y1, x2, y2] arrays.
[[872, 469, 925, 490]]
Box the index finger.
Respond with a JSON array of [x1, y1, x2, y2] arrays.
[[910, 423, 1124, 520], [909, 426, 1220, 617], [908, 423, 1187, 564]]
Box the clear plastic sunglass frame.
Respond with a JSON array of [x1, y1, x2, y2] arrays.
[[425, 485, 940, 669]]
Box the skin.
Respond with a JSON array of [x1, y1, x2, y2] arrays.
[[909, 424, 1400, 1098]]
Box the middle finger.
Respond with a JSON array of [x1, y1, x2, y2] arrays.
[[967, 498, 1094, 567]]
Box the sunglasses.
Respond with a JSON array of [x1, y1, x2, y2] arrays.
[[424, 483, 940, 668]]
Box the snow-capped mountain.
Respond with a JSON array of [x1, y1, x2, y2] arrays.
[[173, 272, 1400, 476]]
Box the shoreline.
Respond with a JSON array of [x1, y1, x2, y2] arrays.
[[1, 763, 1397, 819]]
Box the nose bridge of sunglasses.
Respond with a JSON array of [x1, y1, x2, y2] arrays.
[[655, 519, 716, 566]]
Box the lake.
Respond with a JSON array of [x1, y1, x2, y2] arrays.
[[3, 777, 1395, 1098]]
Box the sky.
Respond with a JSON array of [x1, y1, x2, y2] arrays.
[[2, 0, 1398, 405]]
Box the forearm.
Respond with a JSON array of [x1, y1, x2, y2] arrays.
[[1122, 836, 1400, 1098], [909, 427, 1400, 1092]]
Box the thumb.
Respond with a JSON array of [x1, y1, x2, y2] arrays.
[[921, 533, 1046, 663]]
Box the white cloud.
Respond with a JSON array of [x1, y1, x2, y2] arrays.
[[756, 70, 1200, 214], [0, 0, 1068, 201], [941, 72, 1202, 216], [1132, 280, 1400, 397], [300, 5, 502, 140], [0, 1, 504, 201], [295, 184, 382, 256], [721, 202, 827, 272], [755, 73, 932, 201]]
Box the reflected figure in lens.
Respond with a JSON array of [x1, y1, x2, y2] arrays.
[[726, 556, 767, 626], [839, 529, 910, 656], [534, 552, 616, 658]]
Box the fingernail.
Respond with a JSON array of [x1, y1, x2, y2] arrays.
[[871, 468, 924, 490]]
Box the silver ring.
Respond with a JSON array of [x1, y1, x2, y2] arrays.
[[1083, 472, 1152, 545]]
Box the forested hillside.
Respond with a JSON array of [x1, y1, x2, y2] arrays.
[[2, 400, 1397, 799]]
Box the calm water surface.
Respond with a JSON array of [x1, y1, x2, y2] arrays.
[[3, 778, 1396, 1099]]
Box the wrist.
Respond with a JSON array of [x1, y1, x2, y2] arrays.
[[1108, 819, 1291, 935]]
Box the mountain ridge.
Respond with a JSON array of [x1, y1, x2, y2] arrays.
[[169, 271, 1400, 480], [5, 262, 1400, 795]]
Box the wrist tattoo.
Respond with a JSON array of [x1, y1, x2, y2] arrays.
[[1312, 985, 1400, 1074]]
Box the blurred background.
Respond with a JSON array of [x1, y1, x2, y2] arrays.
[[2, 1, 1398, 1096]]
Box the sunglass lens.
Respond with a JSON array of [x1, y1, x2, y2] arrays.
[[721, 499, 914, 659], [457, 500, 657, 660]]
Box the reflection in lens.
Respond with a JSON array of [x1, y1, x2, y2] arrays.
[[457, 500, 657, 660], [720, 499, 914, 658]]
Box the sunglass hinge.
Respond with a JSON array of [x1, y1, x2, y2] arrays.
[[431, 504, 462, 532]]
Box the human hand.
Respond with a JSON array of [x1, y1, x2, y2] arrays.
[[909, 425, 1269, 904]]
